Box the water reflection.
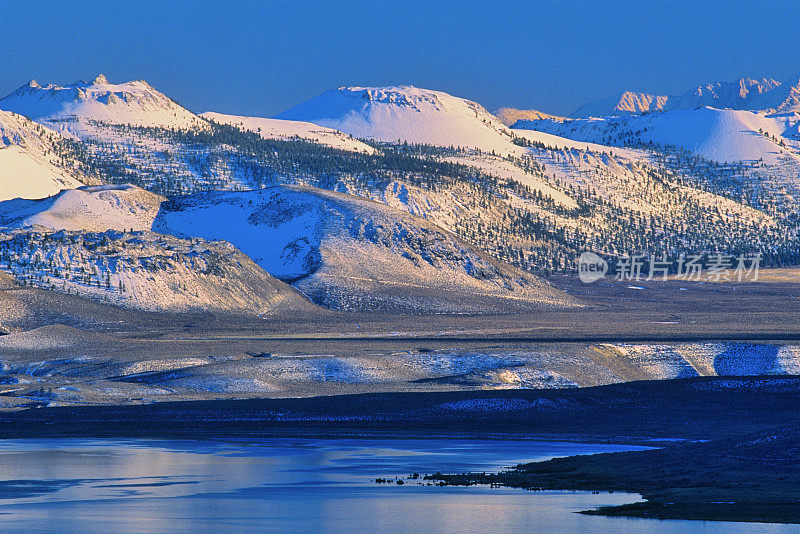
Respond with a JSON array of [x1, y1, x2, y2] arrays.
[[0, 438, 792, 533]]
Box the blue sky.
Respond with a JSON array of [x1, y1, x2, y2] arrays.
[[2, 0, 799, 117]]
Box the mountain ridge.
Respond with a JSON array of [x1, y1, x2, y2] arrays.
[[493, 107, 563, 126], [0, 110, 85, 201], [274, 85, 518, 155], [571, 76, 789, 117], [0, 183, 581, 313], [0, 74, 204, 132]]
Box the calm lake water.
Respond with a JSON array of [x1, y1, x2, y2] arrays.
[[0, 438, 793, 533]]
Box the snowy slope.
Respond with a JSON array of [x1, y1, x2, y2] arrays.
[[0, 75, 204, 132], [274, 85, 518, 155], [0, 110, 84, 201], [156, 187, 321, 281], [0, 228, 306, 314], [493, 108, 563, 126], [201, 112, 376, 153], [154, 185, 579, 313], [0, 183, 578, 313], [0, 146, 83, 201], [515, 107, 799, 164], [0, 184, 165, 231]]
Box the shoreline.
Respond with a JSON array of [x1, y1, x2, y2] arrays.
[[426, 425, 800, 524], [0, 377, 798, 523]]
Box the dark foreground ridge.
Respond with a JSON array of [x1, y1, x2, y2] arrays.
[[0, 376, 799, 441]]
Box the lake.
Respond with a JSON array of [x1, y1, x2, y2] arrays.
[[0, 437, 793, 533]]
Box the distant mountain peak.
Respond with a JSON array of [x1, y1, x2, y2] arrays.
[[690, 77, 780, 105], [275, 84, 516, 154], [493, 107, 563, 126], [330, 85, 452, 113], [572, 76, 790, 117], [0, 75, 202, 130], [753, 76, 800, 114], [616, 91, 670, 113]]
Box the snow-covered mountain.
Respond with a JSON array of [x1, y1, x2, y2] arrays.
[[691, 77, 782, 109], [156, 185, 580, 312], [201, 112, 376, 154], [0, 110, 85, 201], [0, 183, 579, 313], [751, 77, 800, 113], [572, 77, 782, 117], [0, 73, 797, 289], [0, 227, 306, 314], [0, 75, 204, 133], [0, 184, 164, 231], [493, 108, 563, 127], [572, 91, 671, 118], [515, 106, 800, 165], [274, 85, 518, 155]]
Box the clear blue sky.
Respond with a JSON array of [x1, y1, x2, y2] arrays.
[[2, 0, 799, 117]]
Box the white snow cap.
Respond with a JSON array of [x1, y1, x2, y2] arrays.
[[274, 84, 518, 155], [0, 74, 202, 129]]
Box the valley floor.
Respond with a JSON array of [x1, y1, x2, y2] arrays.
[[0, 270, 799, 408]]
